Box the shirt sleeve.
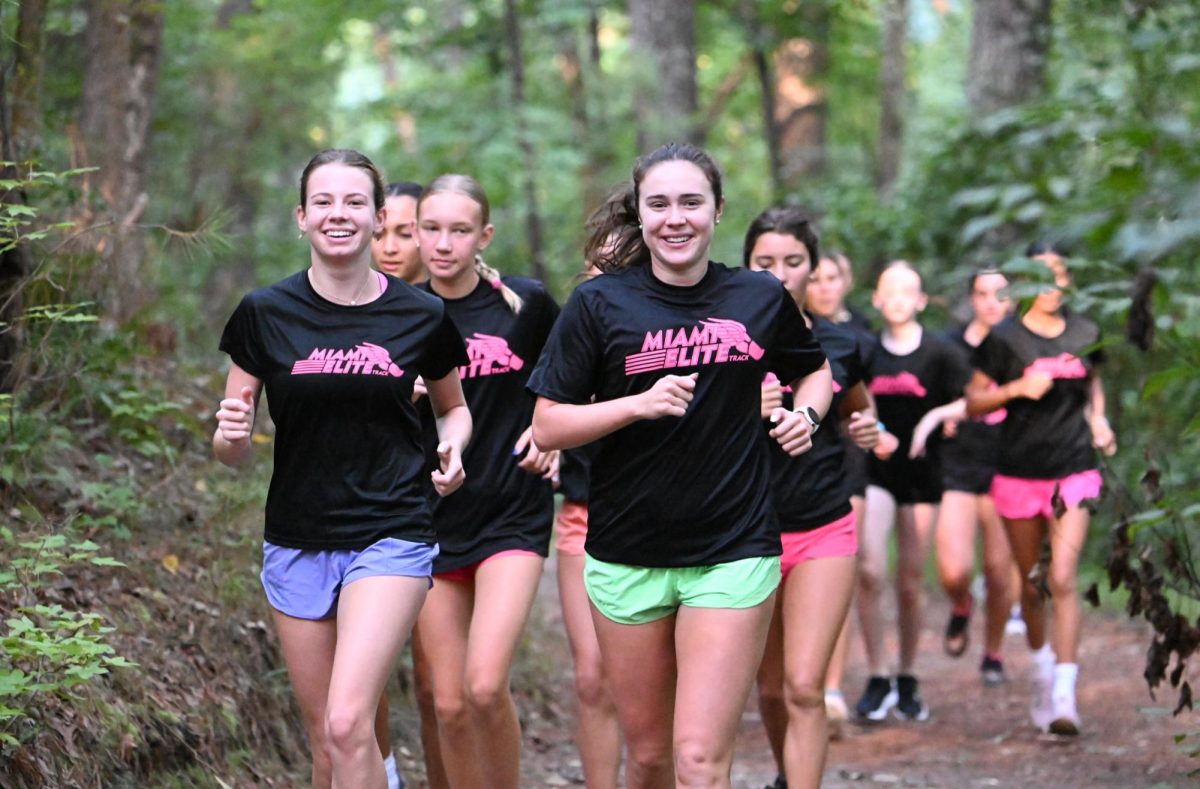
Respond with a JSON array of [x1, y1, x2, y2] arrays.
[[974, 333, 1015, 384], [526, 287, 601, 405], [769, 292, 827, 385], [418, 308, 469, 380], [218, 294, 268, 378]]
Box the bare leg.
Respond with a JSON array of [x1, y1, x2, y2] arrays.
[[591, 607, 677, 789], [411, 625, 449, 789], [857, 486, 896, 676], [1047, 508, 1089, 664], [558, 552, 621, 789], [896, 502, 936, 674], [823, 495, 863, 694], [272, 612, 337, 789], [781, 556, 856, 789], [754, 593, 787, 775], [1003, 517, 1049, 651], [416, 579, 483, 788], [374, 687, 391, 759], [977, 495, 1015, 658], [326, 576, 428, 789], [673, 599, 776, 788], [936, 492, 978, 614]]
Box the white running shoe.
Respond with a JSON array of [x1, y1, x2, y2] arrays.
[[1005, 604, 1026, 636], [825, 689, 849, 740], [1030, 651, 1055, 731], [1049, 687, 1081, 736], [384, 751, 404, 789]]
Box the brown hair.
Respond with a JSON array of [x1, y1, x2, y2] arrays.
[[299, 149, 386, 210], [584, 143, 725, 273]]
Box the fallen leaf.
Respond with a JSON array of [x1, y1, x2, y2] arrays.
[[162, 554, 180, 574]]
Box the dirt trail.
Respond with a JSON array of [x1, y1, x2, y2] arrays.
[[501, 553, 1197, 789]]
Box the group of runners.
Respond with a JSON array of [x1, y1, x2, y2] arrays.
[[213, 143, 1117, 789]]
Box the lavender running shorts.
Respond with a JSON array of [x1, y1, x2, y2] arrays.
[[261, 537, 438, 620]]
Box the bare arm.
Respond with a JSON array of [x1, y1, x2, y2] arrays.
[[533, 373, 699, 451], [425, 370, 473, 496], [909, 398, 967, 458], [212, 363, 263, 467], [1087, 373, 1117, 456], [965, 369, 1053, 416], [769, 360, 834, 456]]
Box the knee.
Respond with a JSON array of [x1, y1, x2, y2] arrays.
[[673, 736, 725, 786], [783, 677, 824, 716], [433, 692, 470, 729], [897, 567, 923, 597], [324, 702, 375, 756], [574, 664, 609, 709], [857, 563, 886, 595], [464, 672, 509, 713], [1047, 568, 1077, 599]]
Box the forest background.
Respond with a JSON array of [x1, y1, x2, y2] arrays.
[[0, 0, 1197, 785]]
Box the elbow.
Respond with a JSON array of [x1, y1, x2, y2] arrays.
[[531, 421, 564, 452]]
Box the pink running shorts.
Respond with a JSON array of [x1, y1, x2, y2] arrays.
[[554, 500, 588, 556], [780, 510, 859, 579], [990, 469, 1103, 521]]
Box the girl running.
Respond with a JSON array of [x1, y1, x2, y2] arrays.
[[854, 261, 972, 723], [528, 143, 832, 789], [213, 149, 471, 789], [965, 242, 1116, 735], [908, 269, 1018, 686], [554, 250, 621, 789], [743, 208, 880, 789], [413, 174, 560, 789]]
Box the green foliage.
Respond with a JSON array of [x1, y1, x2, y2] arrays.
[[0, 530, 133, 751]]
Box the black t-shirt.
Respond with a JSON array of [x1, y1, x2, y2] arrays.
[[938, 325, 1004, 470], [558, 446, 593, 504], [526, 262, 827, 567], [418, 276, 560, 572], [974, 314, 1102, 479], [219, 270, 467, 550], [865, 329, 971, 459], [767, 316, 865, 532]]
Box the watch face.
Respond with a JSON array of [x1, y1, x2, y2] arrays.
[[805, 406, 820, 426]]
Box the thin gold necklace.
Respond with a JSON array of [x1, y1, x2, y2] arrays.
[[309, 268, 373, 305]]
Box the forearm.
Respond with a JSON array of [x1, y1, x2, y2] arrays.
[[533, 396, 644, 451], [435, 404, 473, 453], [922, 398, 967, 427], [1087, 375, 1107, 421], [212, 432, 252, 467], [789, 361, 834, 420], [966, 372, 1013, 416]]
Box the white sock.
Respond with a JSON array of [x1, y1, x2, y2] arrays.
[[1032, 643, 1055, 667], [1053, 662, 1078, 699], [383, 751, 401, 789]]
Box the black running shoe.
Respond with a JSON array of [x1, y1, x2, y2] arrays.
[[943, 611, 970, 657], [893, 674, 930, 721], [855, 676, 897, 722], [763, 776, 787, 789], [980, 655, 1007, 687]]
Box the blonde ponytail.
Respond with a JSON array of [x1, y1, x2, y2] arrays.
[[474, 255, 523, 314]]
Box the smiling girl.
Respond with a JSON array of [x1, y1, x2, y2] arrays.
[[213, 149, 472, 789], [528, 144, 832, 789]]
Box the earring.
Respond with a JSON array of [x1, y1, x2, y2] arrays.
[[298, 231, 305, 239], [637, 222, 643, 230], [715, 218, 721, 225]]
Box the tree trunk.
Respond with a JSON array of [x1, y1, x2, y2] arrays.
[[966, 0, 1053, 116], [877, 0, 908, 198], [503, 0, 547, 283], [746, 6, 785, 201], [628, 0, 699, 149], [0, 0, 48, 392], [79, 0, 164, 326]]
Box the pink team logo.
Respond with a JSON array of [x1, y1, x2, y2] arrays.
[[460, 333, 525, 379], [625, 318, 765, 376], [980, 381, 1007, 425], [291, 342, 404, 377], [1024, 353, 1087, 380], [869, 371, 928, 398]]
